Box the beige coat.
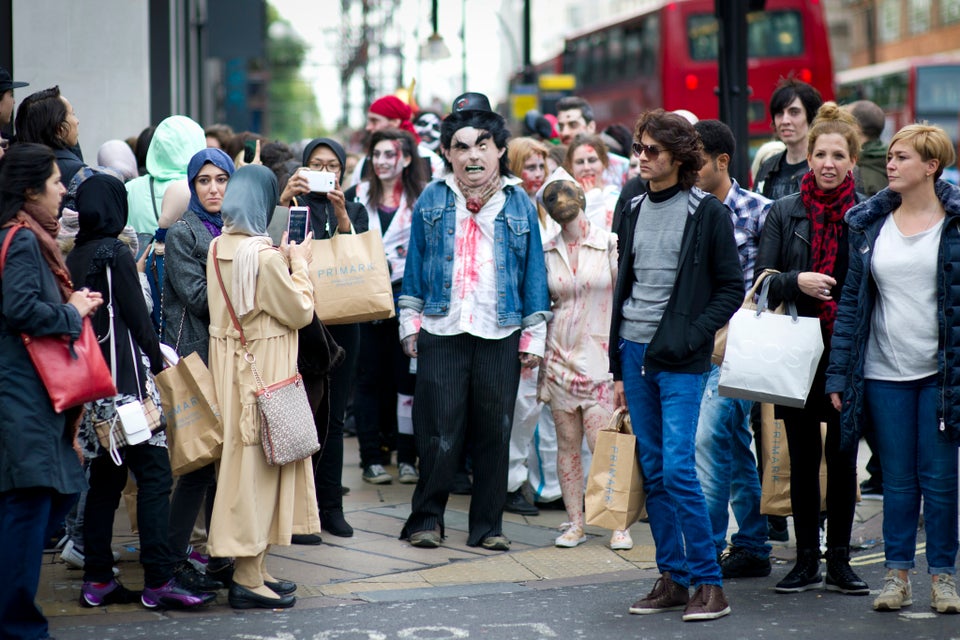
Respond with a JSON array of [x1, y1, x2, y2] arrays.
[[206, 233, 319, 558]]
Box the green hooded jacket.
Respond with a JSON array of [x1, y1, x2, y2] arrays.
[[125, 115, 206, 236], [854, 138, 888, 197]]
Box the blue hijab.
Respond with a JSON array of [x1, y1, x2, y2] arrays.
[[186, 148, 235, 235], [222, 165, 278, 237]]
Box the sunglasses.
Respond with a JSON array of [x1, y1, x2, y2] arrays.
[[632, 142, 663, 160]]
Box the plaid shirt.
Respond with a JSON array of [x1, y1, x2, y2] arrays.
[[722, 179, 771, 292]]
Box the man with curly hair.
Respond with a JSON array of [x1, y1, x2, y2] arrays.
[[609, 109, 742, 622]]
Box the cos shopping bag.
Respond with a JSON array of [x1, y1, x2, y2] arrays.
[[719, 278, 824, 408], [585, 407, 646, 530], [155, 352, 223, 476], [310, 230, 395, 325], [712, 269, 779, 366]]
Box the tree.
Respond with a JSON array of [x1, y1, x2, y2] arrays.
[[266, 3, 324, 142]]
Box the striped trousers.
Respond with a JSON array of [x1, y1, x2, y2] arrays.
[[401, 329, 521, 546]]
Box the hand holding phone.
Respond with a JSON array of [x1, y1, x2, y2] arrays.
[[287, 206, 310, 244]]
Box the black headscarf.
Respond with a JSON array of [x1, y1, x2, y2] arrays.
[[73, 173, 129, 250], [299, 137, 347, 237]]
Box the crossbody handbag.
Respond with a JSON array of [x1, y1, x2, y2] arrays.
[[92, 265, 163, 465], [212, 239, 319, 466], [0, 223, 116, 412]]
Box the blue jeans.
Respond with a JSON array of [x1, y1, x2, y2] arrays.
[[695, 365, 770, 557], [866, 376, 959, 574], [620, 340, 722, 588], [0, 487, 77, 640]]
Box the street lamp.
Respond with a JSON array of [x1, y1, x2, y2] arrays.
[[420, 0, 451, 61]]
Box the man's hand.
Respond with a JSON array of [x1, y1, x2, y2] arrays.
[[402, 334, 418, 358], [614, 380, 627, 409], [519, 352, 541, 369]]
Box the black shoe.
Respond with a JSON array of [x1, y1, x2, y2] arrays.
[[775, 549, 823, 593], [504, 490, 539, 515], [720, 546, 772, 579], [174, 560, 225, 592], [824, 547, 870, 595], [860, 478, 883, 498], [228, 584, 296, 609], [321, 508, 354, 537], [264, 579, 297, 596], [291, 533, 322, 545], [768, 516, 789, 542], [341, 485, 350, 496], [206, 558, 235, 588]]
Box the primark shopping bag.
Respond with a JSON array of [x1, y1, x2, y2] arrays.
[[156, 352, 223, 476], [310, 230, 395, 325], [585, 407, 646, 530]]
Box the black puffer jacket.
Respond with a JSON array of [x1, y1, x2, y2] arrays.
[[826, 181, 960, 451]]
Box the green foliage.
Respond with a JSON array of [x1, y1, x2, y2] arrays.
[[266, 2, 325, 142]]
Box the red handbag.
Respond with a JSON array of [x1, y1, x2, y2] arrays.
[[0, 224, 117, 413]]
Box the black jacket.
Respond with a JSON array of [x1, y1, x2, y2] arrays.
[[753, 150, 808, 201], [754, 192, 863, 316], [609, 188, 742, 378], [0, 226, 88, 495]]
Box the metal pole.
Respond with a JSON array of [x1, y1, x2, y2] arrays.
[[716, 0, 749, 186], [461, 0, 467, 92]]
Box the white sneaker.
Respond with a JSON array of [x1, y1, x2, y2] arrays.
[[610, 529, 634, 550], [555, 523, 587, 548], [873, 570, 912, 611], [60, 539, 121, 575], [398, 462, 419, 484], [932, 574, 960, 614]]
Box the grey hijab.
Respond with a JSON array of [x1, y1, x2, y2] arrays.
[[221, 164, 278, 237]]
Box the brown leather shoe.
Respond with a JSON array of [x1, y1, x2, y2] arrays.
[[682, 584, 731, 621], [628, 572, 689, 614]]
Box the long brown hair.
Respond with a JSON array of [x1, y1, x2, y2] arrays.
[[367, 128, 427, 210]]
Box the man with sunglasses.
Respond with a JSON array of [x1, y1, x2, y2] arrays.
[[610, 109, 742, 622]]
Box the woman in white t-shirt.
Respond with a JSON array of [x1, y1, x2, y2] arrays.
[[827, 123, 960, 614]]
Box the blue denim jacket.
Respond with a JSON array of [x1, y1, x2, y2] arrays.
[[399, 179, 550, 328]]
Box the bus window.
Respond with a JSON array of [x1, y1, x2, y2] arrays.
[[608, 27, 625, 81], [916, 65, 960, 113], [688, 11, 803, 60], [591, 33, 607, 83], [640, 14, 659, 76], [624, 25, 642, 77]]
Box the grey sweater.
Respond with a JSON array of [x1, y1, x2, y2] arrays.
[[619, 190, 687, 344]]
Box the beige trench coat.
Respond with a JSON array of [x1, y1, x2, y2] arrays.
[[205, 234, 319, 558]]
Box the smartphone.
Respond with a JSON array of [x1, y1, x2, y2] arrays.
[[287, 206, 310, 244], [303, 170, 336, 193]]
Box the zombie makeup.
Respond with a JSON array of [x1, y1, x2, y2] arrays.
[[372, 139, 407, 182]]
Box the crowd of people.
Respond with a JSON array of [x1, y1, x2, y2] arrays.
[[2, 59, 960, 639]]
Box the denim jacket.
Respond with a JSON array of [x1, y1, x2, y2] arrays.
[[399, 179, 551, 329]]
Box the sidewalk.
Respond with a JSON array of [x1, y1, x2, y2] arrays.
[[42, 436, 882, 627]]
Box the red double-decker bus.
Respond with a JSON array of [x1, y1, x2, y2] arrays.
[[514, 0, 834, 141]]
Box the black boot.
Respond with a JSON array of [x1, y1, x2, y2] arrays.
[[824, 547, 869, 595], [321, 508, 354, 537], [775, 548, 823, 593]]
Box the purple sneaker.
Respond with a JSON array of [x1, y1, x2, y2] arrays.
[[141, 578, 213, 609], [80, 579, 139, 607]]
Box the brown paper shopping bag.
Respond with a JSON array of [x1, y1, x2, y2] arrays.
[[155, 352, 223, 476], [309, 230, 395, 325], [585, 407, 646, 530], [760, 404, 839, 516]]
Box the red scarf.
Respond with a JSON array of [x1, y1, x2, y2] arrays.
[[800, 171, 856, 333], [3, 202, 74, 302]]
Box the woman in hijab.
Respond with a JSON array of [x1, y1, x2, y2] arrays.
[[205, 165, 318, 610], [66, 173, 211, 610], [0, 143, 96, 640], [274, 137, 367, 543], [97, 140, 138, 183], [163, 147, 236, 592]]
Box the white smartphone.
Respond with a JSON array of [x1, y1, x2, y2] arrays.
[[303, 170, 336, 193], [287, 206, 310, 244]]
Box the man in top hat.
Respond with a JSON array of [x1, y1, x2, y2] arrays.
[[0, 66, 28, 156], [350, 94, 443, 185], [398, 91, 550, 552]]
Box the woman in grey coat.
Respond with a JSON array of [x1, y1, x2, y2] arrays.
[[162, 147, 235, 589]]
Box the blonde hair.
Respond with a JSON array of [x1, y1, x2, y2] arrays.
[[888, 123, 956, 181], [507, 137, 550, 177], [807, 102, 861, 161]]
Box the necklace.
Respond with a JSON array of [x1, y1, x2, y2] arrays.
[[895, 206, 942, 234]]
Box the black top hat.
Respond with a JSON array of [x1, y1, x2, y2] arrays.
[[451, 92, 492, 114], [0, 66, 28, 93]]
